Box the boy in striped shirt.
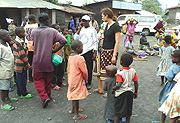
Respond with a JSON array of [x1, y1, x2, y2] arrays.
[[12, 27, 33, 99]]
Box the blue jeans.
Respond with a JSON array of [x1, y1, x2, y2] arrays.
[[16, 69, 28, 96]]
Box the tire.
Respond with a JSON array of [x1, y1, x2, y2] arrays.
[[143, 29, 150, 36]]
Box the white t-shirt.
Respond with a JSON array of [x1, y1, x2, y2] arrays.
[[115, 67, 138, 97], [125, 41, 134, 49], [0, 42, 14, 79], [74, 26, 98, 55]]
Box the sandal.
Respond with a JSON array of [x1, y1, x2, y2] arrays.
[[21, 94, 33, 99], [53, 86, 61, 90], [1, 104, 15, 111], [73, 114, 87, 120], [6, 98, 18, 103], [69, 109, 83, 114], [93, 89, 103, 94]]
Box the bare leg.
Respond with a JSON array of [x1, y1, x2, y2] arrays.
[[94, 76, 103, 94], [5, 90, 10, 101], [1, 90, 6, 106], [161, 113, 166, 123], [126, 116, 130, 123], [114, 116, 121, 123], [168, 116, 180, 123], [74, 100, 80, 117], [161, 76, 164, 85]]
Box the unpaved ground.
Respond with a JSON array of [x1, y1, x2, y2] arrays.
[[0, 35, 170, 123]]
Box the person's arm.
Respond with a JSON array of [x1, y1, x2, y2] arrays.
[[92, 29, 99, 60], [79, 57, 88, 84], [111, 82, 122, 94], [133, 81, 138, 99], [134, 19, 139, 25], [112, 32, 120, 63], [103, 79, 107, 91], [76, 22, 83, 35]]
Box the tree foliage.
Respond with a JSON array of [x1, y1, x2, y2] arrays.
[[43, 0, 61, 5], [142, 0, 162, 15], [66, 1, 72, 5], [83, 0, 90, 6]]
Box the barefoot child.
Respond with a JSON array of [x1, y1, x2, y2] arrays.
[[104, 65, 125, 123], [67, 40, 88, 120], [12, 27, 33, 99], [157, 35, 175, 85], [0, 29, 18, 111], [112, 53, 138, 123]]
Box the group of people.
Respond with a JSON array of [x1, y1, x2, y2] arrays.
[[1, 7, 180, 123]]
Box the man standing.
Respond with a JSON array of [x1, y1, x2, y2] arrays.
[[70, 16, 75, 34], [74, 15, 98, 90], [32, 13, 67, 108]]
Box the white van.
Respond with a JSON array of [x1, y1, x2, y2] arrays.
[[117, 14, 162, 35]]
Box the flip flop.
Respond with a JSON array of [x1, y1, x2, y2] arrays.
[[53, 86, 61, 91], [69, 109, 83, 114], [73, 114, 87, 120], [6, 98, 18, 103], [21, 94, 33, 99], [1, 104, 15, 111]]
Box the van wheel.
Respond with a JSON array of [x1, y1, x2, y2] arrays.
[[143, 29, 150, 36]]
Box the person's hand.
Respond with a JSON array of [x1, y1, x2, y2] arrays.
[[92, 51, 97, 61], [65, 34, 68, 38], [111, 56, 116, 64], [133, 92, 138, 99], [79, 22, 83, 29], [98, 36, 103, 41], [111, 89, 115, 94]]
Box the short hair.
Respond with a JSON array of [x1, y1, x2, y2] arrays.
[[50, 24, 58, 29], [172, 50, 180, 59], [164, 35, 172, 44], [61, 26, 68, 31], [0, 29, 8, 39], [71, 40, 82, 51], [28, 14, 36, 22], [38, 13, 50, 23], [120, 53, 133, 67], [106, 65, 117, 75], [15, 27, 24, 35]]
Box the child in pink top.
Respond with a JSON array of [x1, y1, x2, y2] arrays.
[[67, 40, 88, 120]]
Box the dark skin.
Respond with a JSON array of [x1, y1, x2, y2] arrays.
[[112, 61, 138, 123], [76, 19, 97, 60], [70, 43, 87, 119], [126, 19, 139, 37], [161, 53, 180, 123], [0, 32, 14, 107], [40, 19, 65, 53], [160, 40, 172, 85], [141, 35, 150, 46]]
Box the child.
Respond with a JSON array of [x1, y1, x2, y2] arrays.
[[159, 71, 180, 123], [67, 40, 88, 120], [157, 35, 175, 85], [31, 13, 67, 108], [112, 53, 138, 123], [158, 50, 180, 105], [125, 36, 138, 56], [13, 27, 33, 99], [0, 29, 18, 111], [50, 24, 67, 90], [104, 65, 126, 123], [61, 26, 72, 73], [139, 32, 154, 55]]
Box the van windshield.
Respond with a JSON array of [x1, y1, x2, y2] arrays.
[[118, 16, 126, 21], [139, 16, 155, 22], [127, 16, 139, 21]]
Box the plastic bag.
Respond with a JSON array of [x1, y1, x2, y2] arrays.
[[52, 54, 63, 66]]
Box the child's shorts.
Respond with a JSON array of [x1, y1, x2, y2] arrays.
[[0, 76, 14, 90], [114, 91, 133, 117]]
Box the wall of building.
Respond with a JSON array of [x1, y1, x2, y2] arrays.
[[84, 1, 112, 25], [168, 8, 178, 20]]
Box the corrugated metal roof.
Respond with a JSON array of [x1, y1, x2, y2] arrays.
[[168, 5, 180, 10], [0, 0, 94, 14], [61, 5, 94, 14]]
